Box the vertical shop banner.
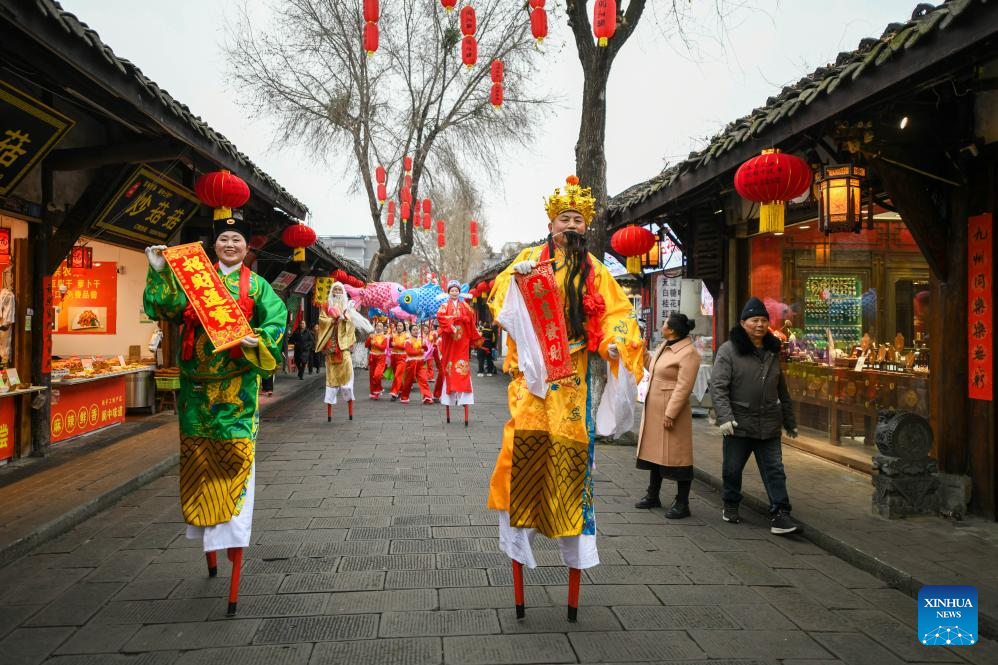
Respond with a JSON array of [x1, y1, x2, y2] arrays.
[[50, 378, 126, 444], [0, 397, 14, 461], [161, 243, 253, 353], [968, 214, 992, 401], [0, 80, 75, 196], [42, 276, 52, 372], [92, 165, 200, 246], [51, 261, 117, 334], [313, 277, 333, 306], [655, 275, 682, 331]]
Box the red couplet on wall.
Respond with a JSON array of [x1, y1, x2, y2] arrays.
[[0, 398, 14, 461], [51, 376, 126, 444], [968, 213, 993, 401]]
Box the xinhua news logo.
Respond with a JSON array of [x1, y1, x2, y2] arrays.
[[918, 585, 977, 646]]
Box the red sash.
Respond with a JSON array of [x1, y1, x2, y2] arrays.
[[537, 245, 606, 352], [515, 262, 574, 381], [181, 264, 254, 361]]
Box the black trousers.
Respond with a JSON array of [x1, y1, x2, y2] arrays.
[[647, 469, 692, 502], [477, 348, 495, 374]]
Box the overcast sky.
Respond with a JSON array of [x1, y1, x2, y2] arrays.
[[69, 0, 916, 249]]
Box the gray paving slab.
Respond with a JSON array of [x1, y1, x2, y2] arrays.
[[174, 643, 312, 665], [569, 630, 706, 662], [325, 589, 438, 614], [439, 586, 552, 610], [279, 571, 384, 593], [310, 637, 442, 665], [253, 613, 379, 644], [379, 609, 500, 637], [689, 629, 832, 660], [386, 569, 488, 589], [444, 633, 576, 664], [613, 605, 738, 630], [123, 619, 261, 651], [52, 623, 142, 655], [497, 606, 622, 633]]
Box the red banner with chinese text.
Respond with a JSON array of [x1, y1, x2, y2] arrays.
[[0, 397, 14, 461], [161, 243, 253, 353], [51, 377, 125, 443], [51, 261, 117, 334], [968, 213, 992, 401], [516, 262, 574, 382]]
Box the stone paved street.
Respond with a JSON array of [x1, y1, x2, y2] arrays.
[[1, 371, 995, 665]]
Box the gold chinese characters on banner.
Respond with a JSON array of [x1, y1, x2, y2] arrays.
[[161, 242, 253, 353]]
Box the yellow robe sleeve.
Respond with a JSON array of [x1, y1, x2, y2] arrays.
[[487, 246, 543, 319], [591, 259, 644, 382]]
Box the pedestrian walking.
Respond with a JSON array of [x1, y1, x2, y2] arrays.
[[634, 312, 701, 518], [296, 325, 314, 379], [710, 296, 803, 535], [477, 321, 498, 376]]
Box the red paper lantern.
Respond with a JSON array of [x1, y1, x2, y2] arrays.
[[195, 170, 250, 219], [403, 174, 412, 190], [611, 226, 655, 257], [530, 7, 548, 43], [401, 187, 411, 204], [490, 60, 504, 83], [403, 155, 413, 172], [363, 0, 379, 23], [470, 220, 479, 248], [422, 213, 432, 231], [733, 149, 812, 234], [387, 209, 395, 227], [422, 198, 432, 215], [282, 222, 317, 262], [363, 21, 379, 56], [490, 83, 503, 109], [437, 234, 446, 249], [529, 0, 545, 7], [388, 200, 396, 215], [436, 219, 445, 234], [375, 164, 386, 184], [440, 0, 457, 11], [461, 35, 478, 69], [593, 0, 617, 47], [401, 201, 411, 221], [460, 5, 476, 35], [377, 183, 387, 203]]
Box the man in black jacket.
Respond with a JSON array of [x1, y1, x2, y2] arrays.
[[710, 297, 802, 536]]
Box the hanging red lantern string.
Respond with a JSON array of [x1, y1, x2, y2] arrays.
[[733, 149, 812, 234], [401, 201, 411, 222], [490, 83, 503, 109], [403, 174, 412, 190], [440, 0, 457, 11], [422, 198, 432, 217], [363, 0, 379, 22], [387, 207, 395, 228], [470, 219, 479, 248], [437, 219, 446, 248], [593, 0, 617, 47], [490, 60, 504, 83], [363, 21, 379, 57], [195, 170, 250, 220], [461, 35, 478, 69], [403, 155, 413, 172], [460, 5, 476, 35], [530, 0, 548, 44], [401, 186, 411, 204], [375, 164, 386, 184], [377, 183, 387, 203], [610, 225, 656, 274]]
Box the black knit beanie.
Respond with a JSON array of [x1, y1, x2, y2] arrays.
[[740, 297, 769, 321]]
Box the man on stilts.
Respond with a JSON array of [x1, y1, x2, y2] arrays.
[[436, 279, 482, 426], [317, 281, 372, 422], [142, 211, 287, 617], [487, 176, 643, 622]]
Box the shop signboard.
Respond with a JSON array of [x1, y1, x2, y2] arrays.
[[968, 213, 992, 401], [0, 397, 13, 461], [92, 165, 200, 246], [51, 261, 117, 334], [161, 242, 253, 353], [271, 271, 297, 292], [293, 276, 316, 296], [655, 275, 682, 332], [0, 80, 75, 196], [50, 377, 126, 444]]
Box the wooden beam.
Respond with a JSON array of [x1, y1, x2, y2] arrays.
[[47, 139, 185, 171], [46, 167, 119, 274], [868, 156, 950, 280]]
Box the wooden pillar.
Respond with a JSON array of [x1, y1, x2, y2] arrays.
[[12, 238, 32, 458], [30, 166, 53, 456]]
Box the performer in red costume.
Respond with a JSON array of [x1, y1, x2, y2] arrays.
[[365, 320, 389, 399], [399, 323, 433, 404], [436, 279, 482, 425], [389, 320, 408, 401]]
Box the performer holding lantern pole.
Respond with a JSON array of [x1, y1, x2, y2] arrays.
[[487, 176, 643, 622], [388, 320, 409, 400], [398, 322, 434, 404], [142, 174, 287, 617], [365, 320, 390, 399], [316, 281, 372, 421], [436, 279, 482, 425]]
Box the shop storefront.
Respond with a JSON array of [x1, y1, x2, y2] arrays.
[[749, 213, 931, 470]]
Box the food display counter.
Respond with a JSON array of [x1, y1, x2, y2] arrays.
[[50, 360, 154, 444]]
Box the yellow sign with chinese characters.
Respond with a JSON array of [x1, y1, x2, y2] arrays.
[[161, 242, 253, 353], [0, 79, 75, 196], [92, 165, 200, 246]]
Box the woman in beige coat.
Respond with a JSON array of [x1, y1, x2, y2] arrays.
[[635, 313, 701, 518]]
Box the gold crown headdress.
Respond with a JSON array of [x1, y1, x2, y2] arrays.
[[544, 175, 596, 224]]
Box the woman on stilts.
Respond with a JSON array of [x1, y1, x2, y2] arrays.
[[142, 211, 287, 617], [436, 279, 482, 425]]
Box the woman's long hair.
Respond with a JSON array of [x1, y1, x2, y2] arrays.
[[549, 231, 591, 342]]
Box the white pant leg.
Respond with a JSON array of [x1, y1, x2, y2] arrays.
[[186, 461, 255, 552], [498, 511, 538, 568]]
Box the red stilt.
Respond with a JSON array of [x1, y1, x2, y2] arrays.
[[464, 405, 469, 427], [327, 404, 332, 423], [512, 560, 525, 619], [206, 551, 217, 578], [226, 547, 243, 616], [445, 406, 451, 423], [567, 567, 581, 622], [348, 400, 353, 421]]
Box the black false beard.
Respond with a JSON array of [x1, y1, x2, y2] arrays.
[[552, 231, 590, 343]]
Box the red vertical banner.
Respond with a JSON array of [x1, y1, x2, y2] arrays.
[[968, 213, 992, 401], [0, 397, 14, 461], [42, 276, 52, 373]]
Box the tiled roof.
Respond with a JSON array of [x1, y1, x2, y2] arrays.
[[27, 0, 308, 218], [608, 0, 989, 221]]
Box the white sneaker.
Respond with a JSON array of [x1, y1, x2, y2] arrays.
[[477, 373, 484, 377]]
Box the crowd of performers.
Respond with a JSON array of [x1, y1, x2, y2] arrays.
[[141, 174, 643, 624]]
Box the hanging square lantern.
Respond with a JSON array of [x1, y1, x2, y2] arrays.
[[641, 241, 660, 269], [0, 227, 10, 256], [69, 245, 93, 270], [817, 164, 867, 233]]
